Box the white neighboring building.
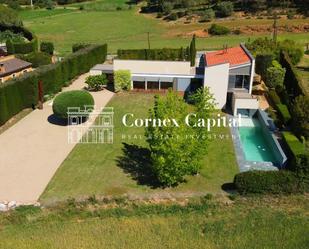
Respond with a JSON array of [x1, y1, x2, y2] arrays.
[[90, 44, 259, 116]]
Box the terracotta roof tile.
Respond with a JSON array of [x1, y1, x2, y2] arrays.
[[205, 46, 251, 67]]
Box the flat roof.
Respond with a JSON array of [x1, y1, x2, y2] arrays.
[[205, 45, 251, 67], [91, 64, 114, 71], [114, 59, 193, 76]]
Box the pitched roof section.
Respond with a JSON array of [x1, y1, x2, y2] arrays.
[[205, 46, 251, 67], [0, 57, 32, 77]]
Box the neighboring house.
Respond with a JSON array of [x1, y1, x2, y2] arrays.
[[0, 55, 32, 83], [90, 44, 259, 116]]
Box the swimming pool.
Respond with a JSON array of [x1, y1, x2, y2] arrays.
[[239, 118, 279, 164]]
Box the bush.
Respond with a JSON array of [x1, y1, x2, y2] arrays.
[[40, 41, 54, 55], [255, 53, 274, 80], [234, 170, 300, 194], [279, 40, 303, 65], [216, 1, 234, 17], [85, 74, 108, 91], [18, 52, 52, 68], [52, 90, 94, 119], [162, 2, 173, 15], [282, 131, 305, 158], [275, 104, 291, 124], [208, 24, 230, 35], [265, 60, 286, 88], [0, 44, 107, 125], [114, 70, 131, 92], [200, 9, 215, 22], [166, 13, 178, 21]]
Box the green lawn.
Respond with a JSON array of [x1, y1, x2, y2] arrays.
[[296, 54, 309, 95], [20, 6, 309, 55], [40, 92, 238, 204], [0, 195, 308, 249]]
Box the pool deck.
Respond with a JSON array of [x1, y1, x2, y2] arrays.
[[229, 114, 279, 172]]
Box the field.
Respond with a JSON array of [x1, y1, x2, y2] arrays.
[[0, 195, 308, 249], [40, 92, 238, 204], [19, 3, 309, 55]]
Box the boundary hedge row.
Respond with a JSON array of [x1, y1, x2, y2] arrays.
[[280, 51, 307, 98], [117, 48, 190, 62], [282, 131, 305, 159], [275, 103, 291, 125], [234, 170, 302, 194], [0, 24, 38, 54], [0, 44, 107, 125]]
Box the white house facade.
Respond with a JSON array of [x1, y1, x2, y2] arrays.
[[90, 44, 259, 116]]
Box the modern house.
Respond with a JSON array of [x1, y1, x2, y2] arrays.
[[90, 44, 259, 116], [0, 55, 32, 83]]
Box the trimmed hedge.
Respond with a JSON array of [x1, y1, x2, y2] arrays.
[[18, 52, 52, 68], [72, 43, 90, 53], [117, 48, 190, 61], [40, 42, 54, 55], [275, 104, 291, 125], [234, 170, 301, 194], [0, 44, 107, 125], [268, 89, 281, 105], [280, 51, 306, 99], [0, 23, 38, 54], [53, 90, 94, 119], [282, 131, 305, 158]]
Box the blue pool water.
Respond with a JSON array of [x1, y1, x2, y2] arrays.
[[238, 119, 278, 164]]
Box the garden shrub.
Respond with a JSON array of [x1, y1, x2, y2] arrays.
[[208, 24, 230, 35], [40, 41, 54, 55], [85, 74, 108, 91], [114, 70, 131, 92], [275, 104, 291, 125], [293, 153, 309, 189], [52, 90, 94, 119], [166, 13, 178, 21], [279, 40, 304, 65], [234, 170, 300, 194], [0, 44, 107, 125], [282, 131, 305, 158], [255, 53, 274, 80], [265, 60, 286, 89], [18, 52, 52, 68]]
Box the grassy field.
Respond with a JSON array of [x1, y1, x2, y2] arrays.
[[40, 92, 238, 204], [20, 5, 309, 55], [296, 54, 309, 95], [0, 195, 308, 249]]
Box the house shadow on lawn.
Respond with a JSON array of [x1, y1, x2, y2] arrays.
[[116, 143, 160, 188]]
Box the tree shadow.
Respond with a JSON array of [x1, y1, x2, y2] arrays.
[[221, 182, 237, 194], [116, 143, 160, 188], [47, 114, 68, 126]]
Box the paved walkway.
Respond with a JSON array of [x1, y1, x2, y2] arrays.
[[0, 73, 114, 204]]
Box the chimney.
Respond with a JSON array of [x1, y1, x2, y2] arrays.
[[0, 63, 5, 73]]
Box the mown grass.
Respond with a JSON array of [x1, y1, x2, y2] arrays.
[[68, 0, 130, 11], [40, 92, 238, 204], [0, 195, 308, 249], [20, 5, 309, 55]]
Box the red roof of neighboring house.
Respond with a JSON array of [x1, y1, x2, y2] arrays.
[[205, 46, 251, 67]]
